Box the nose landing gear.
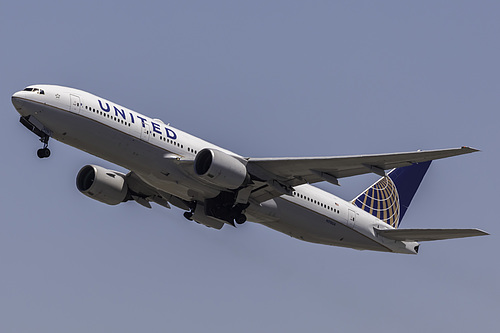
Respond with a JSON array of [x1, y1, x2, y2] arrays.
[[36, 135, 51, 159], [19, 116, 51, 159]]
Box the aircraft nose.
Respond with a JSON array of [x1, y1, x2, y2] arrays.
[[11, 91, 26, 110]]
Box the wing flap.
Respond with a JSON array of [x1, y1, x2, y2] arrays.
[[377, 228, 489, 241]]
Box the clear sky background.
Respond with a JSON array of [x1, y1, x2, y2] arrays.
[[1, 1, 499, 332]]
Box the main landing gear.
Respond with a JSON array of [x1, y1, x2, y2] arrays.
[[235, 214, 247, 224], [183, 209, 247, 225], [182, 194, 248, 226], [36, 135, 51, 159]]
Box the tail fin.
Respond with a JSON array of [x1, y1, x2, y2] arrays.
[[351, 161, 431, 228]]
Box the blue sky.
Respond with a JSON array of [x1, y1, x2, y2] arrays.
[[1, 1, 499, 332]]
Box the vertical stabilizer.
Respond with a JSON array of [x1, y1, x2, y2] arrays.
[[351, 161, 431, 228]]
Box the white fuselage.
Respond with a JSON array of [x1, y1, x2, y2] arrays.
[[12, 85, 418, 254]]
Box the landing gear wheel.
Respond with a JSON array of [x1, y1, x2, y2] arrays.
[[37, 148, 51, 159], [37, 135, 51, 159], [183, 211, 193, 221], [235, 214, 247, 224]]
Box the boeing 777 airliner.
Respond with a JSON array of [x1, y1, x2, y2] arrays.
[[11, 84, 488, 254]]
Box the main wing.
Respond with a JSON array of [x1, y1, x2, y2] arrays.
[[246, 146, 478, 203]]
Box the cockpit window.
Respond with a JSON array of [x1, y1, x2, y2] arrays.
[[23, 87, 45, 95]]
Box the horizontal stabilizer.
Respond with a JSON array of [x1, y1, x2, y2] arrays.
[[377, 228, 489, 241]]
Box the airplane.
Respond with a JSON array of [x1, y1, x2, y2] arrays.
[[11, 84, 488, 254]]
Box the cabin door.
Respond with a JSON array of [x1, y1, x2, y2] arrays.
[[69, 94, 81, 114], [348, 209, 357, 228], [141, 123, 151, 142]]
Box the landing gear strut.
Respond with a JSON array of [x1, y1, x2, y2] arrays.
[[36, 135, 50, 159]]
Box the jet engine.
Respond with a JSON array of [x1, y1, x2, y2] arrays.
[[194, 148, 249, 189], [76, 165, 129, 205]]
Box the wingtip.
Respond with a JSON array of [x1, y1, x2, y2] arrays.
[[461, 146, 481, 153], [474, 229, 489, 236]]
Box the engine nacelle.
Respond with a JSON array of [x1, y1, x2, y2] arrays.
[[76, 165, 128, 205], [194, 148, 248, 189]]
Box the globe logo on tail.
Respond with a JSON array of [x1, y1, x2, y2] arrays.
[[352, 176, 401, 228]]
